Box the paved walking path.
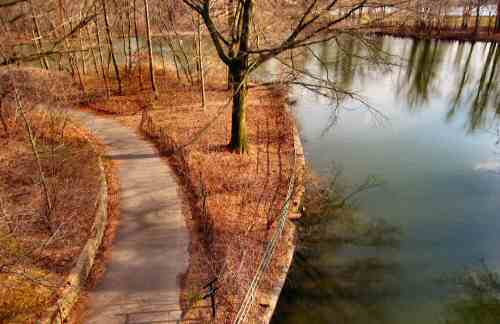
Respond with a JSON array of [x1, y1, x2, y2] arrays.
[[73, 111, 189, 324]]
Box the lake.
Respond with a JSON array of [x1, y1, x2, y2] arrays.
[[273, 36, 500, 324]]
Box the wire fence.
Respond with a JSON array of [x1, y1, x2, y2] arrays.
[[232, 155, 296, 324], [232, 103, 305, 324], [141, 105, 300, 324]]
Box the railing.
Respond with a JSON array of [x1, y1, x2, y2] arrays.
[[233, 155, 296, 324]]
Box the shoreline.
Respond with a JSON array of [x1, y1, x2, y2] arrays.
[[259, 102, 306, 324], [370, 27, 500, 43]]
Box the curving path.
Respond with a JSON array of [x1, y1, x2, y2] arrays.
[[73, 111, 189, 324]]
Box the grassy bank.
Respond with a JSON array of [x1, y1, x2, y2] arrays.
[[0, 68, 109, 322]]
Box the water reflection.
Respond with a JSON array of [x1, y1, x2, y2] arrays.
[[399, 39, 447, 109], [311, 35, 392, 93], [400, 39, 500, 132], [445, 263, 500, 324], [468, 43, 500, 131], [448, 42, 476, 122], [274, 171, 401, 324], [274, 36, 500, 324], [308, 36, 500, 134]]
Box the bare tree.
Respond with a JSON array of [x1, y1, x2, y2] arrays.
[[28, 0, 49, 69], [15, 94, 54, 234], [101, 0, 123, 94], [196, 14, 206, 110], [0, 0, 97, 67], [181, 0, 376, 153], [144, 0, 157, 95]]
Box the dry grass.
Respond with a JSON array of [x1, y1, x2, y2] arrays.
[[82, 65, 297, 322], [81, 64, 229, 116], [0, 68, 105, 323], [0, 113, 102, 323]]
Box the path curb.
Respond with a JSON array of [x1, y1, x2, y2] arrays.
[[39, 157, 108, 324]]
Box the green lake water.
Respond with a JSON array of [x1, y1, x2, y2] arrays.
[[273, 36, 500, 324]]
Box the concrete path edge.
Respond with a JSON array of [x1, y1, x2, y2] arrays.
[[39, 157, 108, 324]]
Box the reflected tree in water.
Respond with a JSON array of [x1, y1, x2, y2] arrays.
[[273, 167, 401, 324], [320, 36, 390, 92], [393, 38, 500, 134], [399, 39, 447, 109], [448, 42, 476, 120], [444, 263, 500, 324], [290, 36, 500, 137], [302, 35, 392, 133], [447, 41, 500, 132], [469, 43, 500, 131]]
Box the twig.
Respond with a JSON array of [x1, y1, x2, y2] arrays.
[[13, 85, 54, 234]]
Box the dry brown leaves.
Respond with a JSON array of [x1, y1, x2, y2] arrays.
[[0, 68, 102, 323], [135, 72, 296, 323], [80, 65, 297, 323]]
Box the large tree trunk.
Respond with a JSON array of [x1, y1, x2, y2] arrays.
[[228, 0, 253, 153], [229, 62, 249, 153]]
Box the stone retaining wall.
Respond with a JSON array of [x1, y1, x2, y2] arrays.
[[39, 158, 108, 324], [260, 104, 306, 324]]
